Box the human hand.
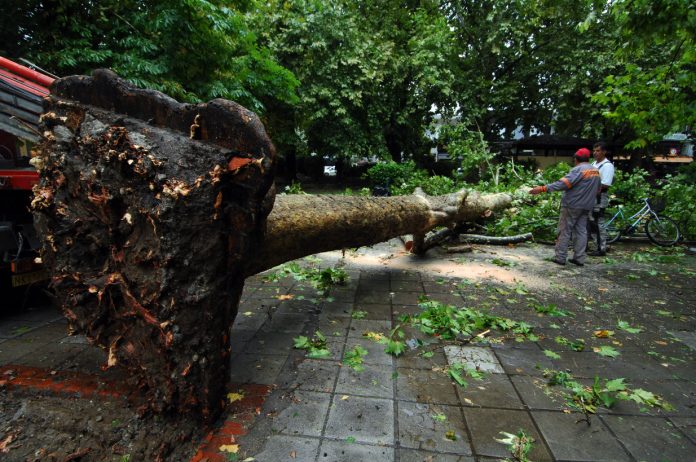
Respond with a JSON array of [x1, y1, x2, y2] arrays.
[[529, 186, 544, 195]]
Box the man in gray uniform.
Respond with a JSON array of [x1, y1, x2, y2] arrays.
[[529, 148, 601, 266]]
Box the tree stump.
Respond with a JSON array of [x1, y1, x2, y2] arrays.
[[33, 70, 511, 422]]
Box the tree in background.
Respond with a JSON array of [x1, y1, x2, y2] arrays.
[[592, 0, 695, 150], [442, 0, 617, 140], [255, 0, 457, 164], [0, 0, 299, 113]]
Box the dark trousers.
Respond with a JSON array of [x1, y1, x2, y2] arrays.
[[588, 207, 607, 252]]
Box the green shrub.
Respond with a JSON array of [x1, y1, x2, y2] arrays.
[[610, 168, 651, 207], [363, 160, 423, 193], [363, 161, 462, 196], [658, 173, 696, 240]]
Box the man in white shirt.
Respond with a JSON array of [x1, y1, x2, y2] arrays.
[[589, 141, 615, 256]]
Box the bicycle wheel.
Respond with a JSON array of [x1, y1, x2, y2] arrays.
[[601, 209, 623, 244], [646, 215, 681, 246], [603, 221, 622, 244]]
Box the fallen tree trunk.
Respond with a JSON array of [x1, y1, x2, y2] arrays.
[[246, 188, 510, 275], [33, 70, 511, 422], [459, 232, 533, 244]]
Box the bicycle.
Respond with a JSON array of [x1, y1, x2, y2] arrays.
[[602, 197, 681, 246]]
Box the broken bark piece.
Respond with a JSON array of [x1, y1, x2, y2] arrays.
[[459, 233, 533, 245], [34, 69, 512, 422], [445, 245, 474, 253]]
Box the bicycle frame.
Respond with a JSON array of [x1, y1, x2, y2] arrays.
[[606, 198, 659, 234]]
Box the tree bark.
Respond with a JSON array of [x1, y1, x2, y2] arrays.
[[33, 70, 511, 423], [247, 188, 511, 276]]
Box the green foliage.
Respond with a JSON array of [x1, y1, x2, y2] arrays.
[[594, 346, 621, 358], [554, 336, 586, 352], [495, 430, 535, 462], [544, 369, 673, 422], [592, 0, 695, 148], [443, 0, 616, 139], [408, 298, 536, 341], [439, 123, 494, 180], [448, 363, 486, 389], [351, 310, 367, 320], [610, 169, 651, 207], [533, 303, 571, 317], [364, 161, 424, 193], [343, 345, 368, 372], [255, 0, 457, 161], [384, 325, 406, 357], [263, 262, 348, 296], [294, 331, 330, 358], [282, 181, 306, 195], [658, 171, 696, 240], [363, 161, 462, 196], [2, 0, 299, 112], [617, 320, 642, 334]]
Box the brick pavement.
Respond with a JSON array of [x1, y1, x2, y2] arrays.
[[1, 241, 695, 461]]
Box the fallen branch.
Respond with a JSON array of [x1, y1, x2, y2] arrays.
[[444, 244, 473, 254], [459, 233, 533, 245]]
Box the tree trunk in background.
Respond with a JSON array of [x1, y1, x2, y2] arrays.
[[33, 70, 511, 423]]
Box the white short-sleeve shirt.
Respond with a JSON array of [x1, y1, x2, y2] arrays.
[[592, 159, 614, 187]]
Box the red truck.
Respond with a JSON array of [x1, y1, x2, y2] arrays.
[[0, 57, 54, 295]]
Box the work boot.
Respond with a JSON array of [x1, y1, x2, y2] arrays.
[[588, 250, 606, 257], [569, 258, 584, 266]]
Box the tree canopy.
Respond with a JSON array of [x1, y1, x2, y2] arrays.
[[1, 0, 692, 159]]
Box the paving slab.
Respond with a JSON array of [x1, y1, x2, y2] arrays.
[[351, 303, 392, 320], [601, 414, 696, 461], [456, 373, 524, 409], [0, 338, 51, 364], [324, 395, 394, 445], [397, 401, 472, 454], [444, 346, 504, 374], [395, 346, 448, 370], [229, 353, 288, 384], [462, 407, 552, 461], [335, 362, 394, 399], [397, 449, 475, 461], [269, 390, 332, 437], [397, 367, 460, 405], [669, 417, 696, 446], [315, 315, 351, 336], [0, 320, 50, 340], [251, 435, 320, 462], [510, 375, 567, 411], [316, 440, 393, 462], [345, 337, 393, 366], [493, 346, 555, 376], [348, 319, 392, 337], [277, 358, 340, 393], [595, 378, 696, 417], [11, 342, 87, 368], [532, 410, 631, 461]]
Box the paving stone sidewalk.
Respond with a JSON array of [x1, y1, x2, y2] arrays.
[[1, 240, 695, 461]]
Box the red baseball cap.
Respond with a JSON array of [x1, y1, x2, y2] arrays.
[[575, 148, 591, 159]]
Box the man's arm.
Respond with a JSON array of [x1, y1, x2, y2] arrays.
[[529, 168, 581, 195]]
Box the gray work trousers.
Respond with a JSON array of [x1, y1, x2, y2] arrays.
[[556, 207, 590, 263]]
